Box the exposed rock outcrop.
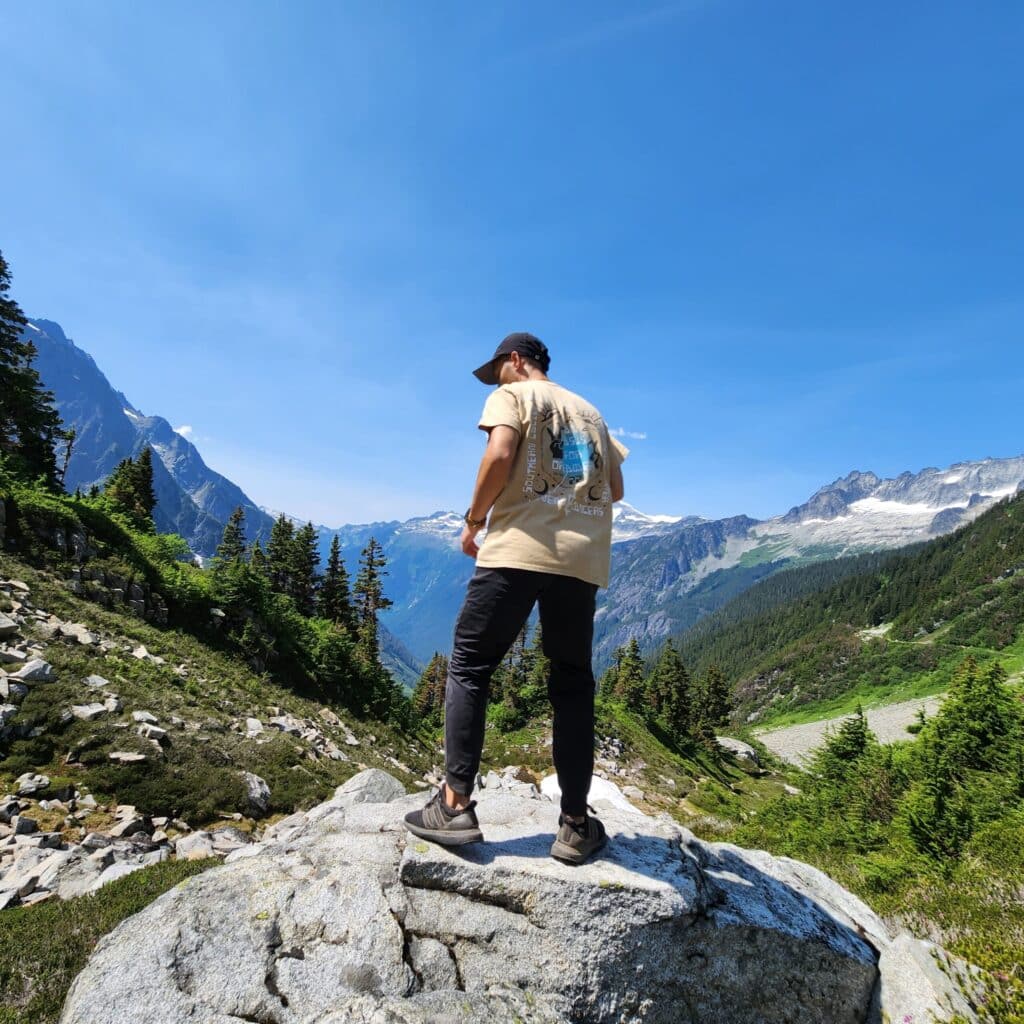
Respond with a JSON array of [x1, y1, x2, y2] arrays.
[[59, 769, 978, 1024]]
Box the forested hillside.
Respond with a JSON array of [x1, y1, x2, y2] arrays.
[[667, 490, 1024, 723]]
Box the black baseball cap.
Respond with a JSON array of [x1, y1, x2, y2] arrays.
[[472, 332, 551, 384]]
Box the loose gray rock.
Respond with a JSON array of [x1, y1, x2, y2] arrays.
[[10, 658, 55, 683], [0, 613, 17, 638], [175, 832, 215, 860], [59, 623, 97, 646], [90, 860, 150, 891], [84, 674, 111, 688], [268, 715, 302, 736], [241, 772, 271, 817], [108, 751, 147, 764], [333, 767, 407, 805], [15, 772, 50, 796], [716, 735, 762, 767], [109, 816, 152, 839], [70, 703, 108, 721], [210, 827, 252, 856], [57, 769, 981, 1024], [132, 710, 159, 724]]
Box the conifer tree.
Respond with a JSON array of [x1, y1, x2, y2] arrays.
[[353, 536, 393, 663], [520, 622, 550, 717], [291, 522, 321, 617], [249, 539, 268, 577], [216, 506, 247, 563], [0, 250, 63, 487], [503, 625, 531, 710], [692, 663, 731, 739], [490, 652, 509, 706], [103, 449, 157, 532], [598, 646, 622, 700], [613, 637, 646, 713], [266, 513, 296, 595], [412, 652, 449, 725], [319, 534, 356, 631], [135, 446, 157, 522], [57, 426, 76, 489], [649, 640, 692, 741]]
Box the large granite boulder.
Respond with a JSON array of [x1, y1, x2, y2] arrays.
[[59, 771, 978, 1024]]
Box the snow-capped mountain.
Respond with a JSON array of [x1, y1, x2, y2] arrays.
[[769, 461, 1024, 545], [30, 313, 1024, 671], [592, 456, 1024, 663], [611, 502, 695, 542]]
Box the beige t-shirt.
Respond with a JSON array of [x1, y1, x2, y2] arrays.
[[475, 379, 629, 589]]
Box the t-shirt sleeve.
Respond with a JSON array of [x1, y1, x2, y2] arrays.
[[478, 387, 521, 435], [609, 433, 630, 467]]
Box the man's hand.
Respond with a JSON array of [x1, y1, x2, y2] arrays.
[[461, 523, 483, 558]]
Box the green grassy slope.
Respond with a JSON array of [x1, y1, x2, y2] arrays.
[[675, 491, 1024, 725]]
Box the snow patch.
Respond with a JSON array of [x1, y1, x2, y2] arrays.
[[848, 497, 943, 517]]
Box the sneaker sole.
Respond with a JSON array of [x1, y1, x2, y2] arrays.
[[550, 833, 607, 864], [403, 819, 484, 846]]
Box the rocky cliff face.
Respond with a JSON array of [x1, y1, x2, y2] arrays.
[[59, 769, 979, 1024], [27, 319, 276, 556]]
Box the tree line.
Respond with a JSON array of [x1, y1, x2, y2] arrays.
[[412, 626, 734, 754], [600, 636, 732, 747], [214, 505, 393, 667]]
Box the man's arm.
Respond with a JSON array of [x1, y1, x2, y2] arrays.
[[610, 458, 625, 503], [608, 431, 628, 503], [461, 424, 520, 557]]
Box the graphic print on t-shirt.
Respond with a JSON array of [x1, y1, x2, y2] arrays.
[[523, 407, 610, 517]]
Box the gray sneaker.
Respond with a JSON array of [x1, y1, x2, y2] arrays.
[[403, 787, 484, 846], [550, 805, 607, 864]]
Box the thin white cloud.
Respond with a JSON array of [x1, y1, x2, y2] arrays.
[[173, 424, 194, 438], [500, 1, 709, 65], [611, 427, 647, 441]]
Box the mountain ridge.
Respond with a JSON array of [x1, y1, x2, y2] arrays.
[[27, 315, 1024, 669]]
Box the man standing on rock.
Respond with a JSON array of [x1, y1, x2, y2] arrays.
[[404, 332, 628, 864]]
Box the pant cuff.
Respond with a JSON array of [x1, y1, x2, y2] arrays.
[[445, 772, 473, 797]]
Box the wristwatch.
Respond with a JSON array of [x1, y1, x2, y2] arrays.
[[464, 508, 487, 529]]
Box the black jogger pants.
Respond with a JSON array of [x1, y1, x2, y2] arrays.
[[444, 565, 599, 816]]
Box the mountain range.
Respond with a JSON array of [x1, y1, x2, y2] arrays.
[[28, 316, 1024, 672]]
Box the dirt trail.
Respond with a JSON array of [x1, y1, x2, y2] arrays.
[[755, 694, 946, 766]]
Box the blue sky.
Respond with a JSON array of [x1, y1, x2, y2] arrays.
[[2, 2, 1022, 526]]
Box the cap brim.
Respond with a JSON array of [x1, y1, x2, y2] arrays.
[[472, 360, 498, 385]]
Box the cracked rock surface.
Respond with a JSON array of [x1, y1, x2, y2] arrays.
[[59, 769, 976, 1024]]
